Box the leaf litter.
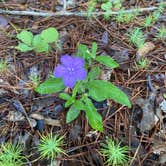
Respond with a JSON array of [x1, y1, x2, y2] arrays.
[[0, 0, 166, 165]]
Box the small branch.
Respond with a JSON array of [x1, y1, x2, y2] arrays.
[[0, 6, 158, 17]]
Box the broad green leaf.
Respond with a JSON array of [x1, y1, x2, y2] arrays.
[[35, 77, 65, 94], [17, 30, 33, 46], [33, 35, 49, 53], [41, 27, 59, 43], [87, 80, 131, 108], [88, 66, 101, 80], [66, 100, 85, 123], [77, 44, 91, 60], [16, 43, 33, 52], [91, 42, 97, 59], [96, 55, 119, 68], [84, 97, 103, 132], [59, 93, 71, 100], [65, 97, 75, 108], [101, 2, 112, 10]]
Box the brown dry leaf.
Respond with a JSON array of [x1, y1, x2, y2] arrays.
[[136, 42, 155, 61], [30, 113, 44, 120], [30, 113, 61, 126], [44, 118, 61, 127], [7, 111, 25, 122]]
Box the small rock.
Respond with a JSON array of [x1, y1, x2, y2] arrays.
[[53, 104, 65, 116], [102, 31, 108, 46], [0, 15, 8, 28], [36, 120, 45, 132]]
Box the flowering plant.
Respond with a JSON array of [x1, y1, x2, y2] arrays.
[[35, 42, 131, 131]]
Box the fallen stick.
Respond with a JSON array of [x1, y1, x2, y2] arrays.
[[0, 6, 159, 17]]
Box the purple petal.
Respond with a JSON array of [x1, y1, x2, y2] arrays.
[[73, 56, 84, 67], [54, 65, 67, 78], [63, 76, 76, 88], [74, 68, 87, 80], [60, 54, 73, 67]]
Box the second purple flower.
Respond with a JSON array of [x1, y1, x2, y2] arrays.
[[54, 54, 87, 88]]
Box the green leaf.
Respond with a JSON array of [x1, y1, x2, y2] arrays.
[[77, 44, 91, 60], [96, 55, 119, 68], [66, 100, 85, 123], [41, 27, 59, 43], [65, 97, 75, 108], [17, 30, 33, 46], [91, 42, 97, 59], [59, 93, 71, 100], [88, 66, 101, 80], [84, 97, 103, 132], [101, 2, 112, 11], [33, 35, 49, 53], [16, 43, 33, 52], [87, 80, 131, 108], [35, 77, 65, 94]]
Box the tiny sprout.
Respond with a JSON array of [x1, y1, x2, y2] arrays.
[[0, 143, 25, 166], [136, 58, 148, 69], [101, 138, 129, 166], [0, 60, 8, 73], [29, 74, 40, 88], [156, 26, 166, 40], [38, 133, 65, 164]]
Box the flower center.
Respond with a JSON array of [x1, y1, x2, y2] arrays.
[[67, 67, 74, 74]]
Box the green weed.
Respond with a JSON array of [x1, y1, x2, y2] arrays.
[[37, 133, 65, 164], [16, 27, 59, 53], [0, 143, 25, 166], [129, 28, 145, 48], [101, 138, 129, 166]]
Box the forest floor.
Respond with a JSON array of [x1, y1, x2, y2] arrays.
[[0, 0, 166, 166]]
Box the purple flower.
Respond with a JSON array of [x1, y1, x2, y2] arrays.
[[54, 54, 87, 88]]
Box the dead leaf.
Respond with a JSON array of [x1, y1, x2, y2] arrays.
[[44, 118, 61, 127], [136, 42, 155, 61]]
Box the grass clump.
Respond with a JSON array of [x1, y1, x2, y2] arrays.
[[101, 138, 129, 166], [0, 143, 25, 166], [38, 133, 65, 164]]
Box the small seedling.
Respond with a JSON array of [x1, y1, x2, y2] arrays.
[[156, 26, 166, 40], [0, 143, 25, 166], [0, 60, 8, 73], [35, 42, 131, 132], [129, 28, 145, 48], [16, 27, 59, 53], [115, 9, 135, 23], [38, 133, 65, 165], [101, 0, 123, 20], [101, 138, 129, 166], [29, 74, 40, 88], [136, 58, 148, 69]]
